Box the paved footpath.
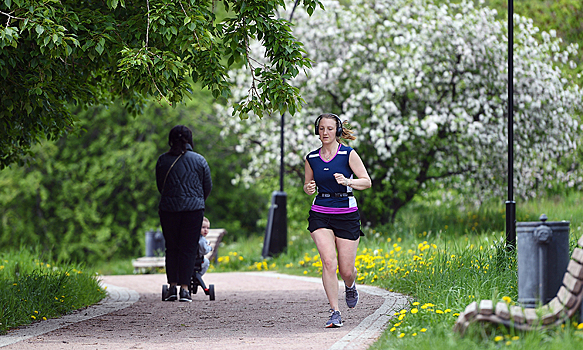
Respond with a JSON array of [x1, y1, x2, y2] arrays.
[[0, 272, 408, 350]]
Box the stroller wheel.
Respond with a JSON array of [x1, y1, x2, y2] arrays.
[[162, 285, 168, 301], [208, 284, 215, 301]]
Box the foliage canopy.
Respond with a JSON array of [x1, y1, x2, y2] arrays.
[[0, 0, 323, 168]]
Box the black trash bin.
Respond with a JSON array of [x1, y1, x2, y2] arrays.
[[145, 229, 166, 257], [517, 214, 570, 308]]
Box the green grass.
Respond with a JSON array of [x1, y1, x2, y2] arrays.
[[0, 248, 107, 335], [92, 258, 136, 276]]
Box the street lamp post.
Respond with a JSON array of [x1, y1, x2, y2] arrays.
[[262, 1, 302, 258], [506, 0, 516, 249]]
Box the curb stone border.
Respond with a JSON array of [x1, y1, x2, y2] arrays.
[[247, 272, 409, 350], [0, 284, 139, 348]]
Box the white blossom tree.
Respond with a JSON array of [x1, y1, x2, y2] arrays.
[[217, 0, 583, 225]]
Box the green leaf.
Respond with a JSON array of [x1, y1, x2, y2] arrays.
[[95, 44, 104, 55], [4, 0, 11, 8], [35, 25, 44, 36]]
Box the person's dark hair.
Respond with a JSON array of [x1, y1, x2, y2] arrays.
[[168, 125, 194, 156]]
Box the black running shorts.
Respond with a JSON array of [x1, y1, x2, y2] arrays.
[[307, 210, 364, 241]]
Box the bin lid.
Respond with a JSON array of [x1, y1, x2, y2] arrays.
[[516, 214, 569, 229]]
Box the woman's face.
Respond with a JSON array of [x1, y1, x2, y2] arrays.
[[318, 118, 338, 144]]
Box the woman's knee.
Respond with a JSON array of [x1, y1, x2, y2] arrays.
[[320, 255, 338, 272], [338, 263, 356, 280]]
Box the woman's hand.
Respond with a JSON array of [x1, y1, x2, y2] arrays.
[[334, 173, 352, 187], [304, 180, 317, 195]]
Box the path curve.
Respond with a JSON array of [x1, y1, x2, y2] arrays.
[[1, 272, 408, 350]]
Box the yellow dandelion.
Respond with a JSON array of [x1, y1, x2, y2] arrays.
[[390, 327, 396, 332], [398, 314, 405, 321], [411, 308, 418, 314], [512, 336, 520, 340], [494, 336, 503, 342], [420, 328, 427, 332], [31, 315, 36, 319], [412, 333, 417, 336], [436, 310, 444, 314], [42, 317, 47, 321], [506, 341, 512, 346], [412, 302, 420, 306], [303, 270, 308, 274], [578, 323, 583, 330], [399, 333, 405, 338], [400, 309, 407, 314]]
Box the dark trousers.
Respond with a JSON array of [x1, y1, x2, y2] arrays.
[[159, 209, 204, 286]]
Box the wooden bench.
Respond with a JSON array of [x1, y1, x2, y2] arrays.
[[132, 228, 227, 274], [453, 234, 583, 335]]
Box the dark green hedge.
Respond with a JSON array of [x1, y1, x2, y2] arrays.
[[0, 96, 267, 265]]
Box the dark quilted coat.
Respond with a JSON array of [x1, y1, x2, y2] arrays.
[[156, 144, 212, 212]]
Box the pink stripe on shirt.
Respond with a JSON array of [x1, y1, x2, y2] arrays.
[[311, 205, 358, 214]]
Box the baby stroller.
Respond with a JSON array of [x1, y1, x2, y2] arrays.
[[189, 255, 215, 300], [162, 254, 215, 301]]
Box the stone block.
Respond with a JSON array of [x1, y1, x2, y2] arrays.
[[557, 286, 578, 309], [464, 301, 478, 319], [567, 260, 583, 279], [524, 308, 539, 325], [540, 307, 557, 325], [572, 248, 583, 265], [548, 297, 566, 318], [510, 305, 525, 324], [479, 300, 493, 316], [578, 235, 583, 248], [563, 272, 583, 294], [495, 302, 510, 320]]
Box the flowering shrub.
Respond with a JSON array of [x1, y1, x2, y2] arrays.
[[216, 0, 582, 224]]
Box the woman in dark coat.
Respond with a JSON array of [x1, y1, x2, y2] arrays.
[[156, 125, 212, 302]]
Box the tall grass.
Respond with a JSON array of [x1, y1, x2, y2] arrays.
[[0, 247, 106, 334]]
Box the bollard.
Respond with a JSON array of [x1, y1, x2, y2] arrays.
[[517, 214, 570, 308], [262, 191, 288, 258], [145, 229, 166, 257]]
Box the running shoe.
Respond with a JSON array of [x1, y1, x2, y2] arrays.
[[345, 284, 359, 308], [179, 287, 192, 302], [163, 285, 177, 301], [326, 309, 343, 328]]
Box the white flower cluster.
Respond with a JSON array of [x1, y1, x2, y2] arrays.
[[216, 0, 582, 207]]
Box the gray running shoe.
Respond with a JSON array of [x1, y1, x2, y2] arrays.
[[163, 285, 177, 301], [326, 309, 343, 328], [345, 284, 359, 308], [179, 288, 192, 302]]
